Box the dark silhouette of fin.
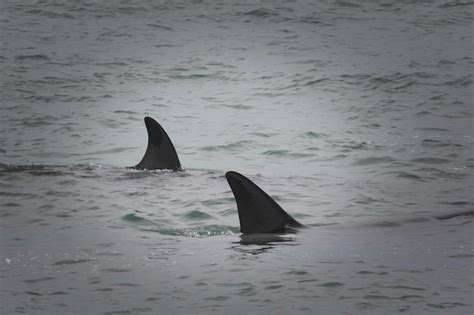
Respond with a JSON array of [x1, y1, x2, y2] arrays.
[[134, 117, 181, 170], [225, 171, 303, 234]]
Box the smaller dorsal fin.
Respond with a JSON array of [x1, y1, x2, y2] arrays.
[[134, 117, 181, 170], [225, 171, 303, 234]]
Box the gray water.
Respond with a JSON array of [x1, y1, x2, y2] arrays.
[[1, 0, 473, 314]]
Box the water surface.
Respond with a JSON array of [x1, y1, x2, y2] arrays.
[[1, 0, 473, 314]]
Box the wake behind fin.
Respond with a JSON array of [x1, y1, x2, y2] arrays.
[[225, 171, 303, 234], [134, 117, 181, 170]]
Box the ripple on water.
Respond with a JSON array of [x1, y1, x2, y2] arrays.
[[201, 197, 235, 207], [22, 116, 58, 127], [49, 291, 69, 296], [439, 201, 473, 206], [355, 302, 378, 311], [146, 23, 174, 31], [241, 8, 278, 19], [24, 291, 43, 296], [449, 254, 474, 259], [205, 296, 230, 301], [0, 211, 13, 217], [121, 213, 154, 225], [353, 196, 387, 205], [112, 283, 140, 287], [100, 268, 132, 273], [444, 75, 472, 87], [298, 278, 319, 283], [183, 210, 214, 220], [283, 270, 310, 276], [168, 73, 213, 80], [46, 190, 75, 197], [385, 285, 427, 292], [87, 147, 136, 156], [352, 156, 394, 166], [223, 104, 253, 110], [262, 150, 313, 159], [427, 302, 468, 310], [142, 225, 239, 237], [121, 208, 238, 236], [96, 252, 124, 257], [339, 142, 372, 152], [1, 202, 21, 207], [410, 157, 451, 164], [0, 191, 37, 198], [218, 208, 237, 216], [52, 259, 93, 266], [14, 54, 50, 61], [201, 140, 256, 152], [302, 131, 328, 139], [22, 276, 56, 283], [416, 167, 469, 179], [382, 171, 424, 181], [421, 139, 464, 149], [264, 285, 283, 290], [238, 286, 257, 297], [414, 127, 451, 132], [363, 294, 393, 300], [319, 282, 345, 288], [115, 171, 158, 180]]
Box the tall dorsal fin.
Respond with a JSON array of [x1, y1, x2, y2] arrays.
[[225, 171, 303, 234], [134, 117, 181, 170]]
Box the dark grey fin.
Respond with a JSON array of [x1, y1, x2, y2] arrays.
[[134, 117, 181, 170], [225, 171, 303, 234]]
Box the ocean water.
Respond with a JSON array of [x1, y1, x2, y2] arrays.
[[0, 0, 473, 314]]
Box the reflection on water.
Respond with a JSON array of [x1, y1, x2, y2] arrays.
[[229, 233, 299, 255], [237, 233, 297, 246]]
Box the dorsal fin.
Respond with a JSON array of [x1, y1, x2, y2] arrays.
[[225, 171, 303, 234], [134, 117, 181, 170]]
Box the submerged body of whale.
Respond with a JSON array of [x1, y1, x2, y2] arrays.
[[225, 171, 474, 234], [134, 117, 181, 170]]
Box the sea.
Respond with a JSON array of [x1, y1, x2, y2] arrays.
[[0, 0, 473, 314]]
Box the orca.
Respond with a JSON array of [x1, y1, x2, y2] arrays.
[[134, 117, 181, 170], [225, 171, 304, 234], [226, 171, 474, 234]]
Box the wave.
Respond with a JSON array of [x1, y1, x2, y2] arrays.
[[410, 157, 451, 164], [143, 225, 239, 237], [439, 1, 474, 8], [262, 149, 314, 159], [416, 167, 470, 179], [352, 156, 395, 166], [201, 140, 256, 152], [183, 210, 214, 220], [14, 54, 50, 61], [241, 8, 279, 19]]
